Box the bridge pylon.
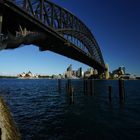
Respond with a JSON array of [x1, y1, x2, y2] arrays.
[[0, 14, 3, 34], [104, 64, 110, 79]]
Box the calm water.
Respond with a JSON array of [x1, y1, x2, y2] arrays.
[[0, 79, 140, 140]]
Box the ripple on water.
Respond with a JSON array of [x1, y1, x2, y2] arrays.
[[0, 79, 140, 140]]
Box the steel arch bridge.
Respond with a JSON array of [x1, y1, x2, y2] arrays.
[[0, 0, 106, 73]]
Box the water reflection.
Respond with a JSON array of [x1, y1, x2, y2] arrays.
[[0, 79, 140, 140]]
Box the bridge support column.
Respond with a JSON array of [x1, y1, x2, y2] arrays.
[[0, 14, 3, 34], [105, 64, 110, 79]]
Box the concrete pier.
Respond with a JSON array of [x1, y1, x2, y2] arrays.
[[69, 86, 74, 104], [83, 80, 85, 94], [90, 79, 94, 96], [108, 86, 112, 101], [83, 79, 94, 95], [119, 79, 125, 102], [0, 96, 20, 140], [66, 80, 74, 104], [66, 79, 71, 93]]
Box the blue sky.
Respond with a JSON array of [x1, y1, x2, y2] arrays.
[[0, 0, 140, 75]]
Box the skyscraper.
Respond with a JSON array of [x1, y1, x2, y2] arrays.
[[67, 64, 72, 72], [76, 67, 82, 78], [65, 64, 73, 78]]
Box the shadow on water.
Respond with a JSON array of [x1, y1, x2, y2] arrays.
[[0, 79, 140, 140]]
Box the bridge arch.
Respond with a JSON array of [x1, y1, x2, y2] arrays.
[[0, 0, 106, 73]]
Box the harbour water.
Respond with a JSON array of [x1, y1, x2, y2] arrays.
[[0, 79, 140, 140]]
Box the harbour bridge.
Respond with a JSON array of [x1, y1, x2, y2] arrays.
[[0, 0, 106, 74]]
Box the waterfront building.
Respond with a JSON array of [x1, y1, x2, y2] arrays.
[[18, 71, 38, 78], [26, 71, 33, 77], [76, 67, 82, 78], [18, 72, 26, 77], [65, 64, 73, 78], [65, 65, 83, 79], [119, 66, 125, 75], [72, 70, 77, 77], [84, 67, 94, 78], [67, 64, 72, 72], [112, 66, 126, 78], [65, 71, 72, 78], [52, 74, 62, 79]]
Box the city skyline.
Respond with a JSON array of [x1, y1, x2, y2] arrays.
[[0, 0, 140, 76]]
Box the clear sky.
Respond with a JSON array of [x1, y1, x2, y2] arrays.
[[0, 0, 140, 75]]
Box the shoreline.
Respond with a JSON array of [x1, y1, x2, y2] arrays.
[[0, 77, 139, 80]]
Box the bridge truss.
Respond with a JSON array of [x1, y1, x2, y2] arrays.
[[0, 0, 106, 72]]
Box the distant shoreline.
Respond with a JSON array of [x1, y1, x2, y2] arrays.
[[0, 76, 140, 80], [0, 76, 18, 78]]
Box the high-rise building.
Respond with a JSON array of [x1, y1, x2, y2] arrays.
[[84, 67, 94, 78], [65, 64, 73, 78], [76, 67, 82, 78], [72, 70, 77, 77], [67, 64, 72, 72]]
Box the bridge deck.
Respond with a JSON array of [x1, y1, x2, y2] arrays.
[[0, 0, 106, 73]]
